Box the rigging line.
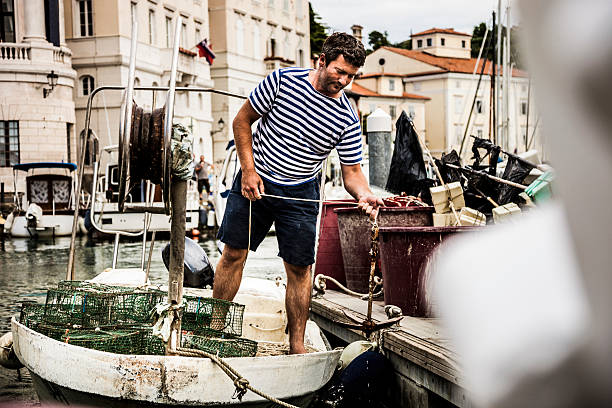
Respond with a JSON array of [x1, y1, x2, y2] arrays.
[[101, 90, 113, 158]]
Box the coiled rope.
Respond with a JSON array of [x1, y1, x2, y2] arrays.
[[173, 346, 299, 408]]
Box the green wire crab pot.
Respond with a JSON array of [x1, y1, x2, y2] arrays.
[[56, 280, 140, 294], [19, 301, 45, 330], [183, 328, 258, 358], [43, 289, 164, 328], [181, 295, 245, 337], [60, 328, 145, 354]]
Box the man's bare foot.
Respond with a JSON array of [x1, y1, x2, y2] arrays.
[[289, 344, 308, 354]]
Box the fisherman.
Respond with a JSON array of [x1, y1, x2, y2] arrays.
[[213, 32, 383, 354]]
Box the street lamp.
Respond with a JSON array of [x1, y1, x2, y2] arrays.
[[43, 71, 59, 98]]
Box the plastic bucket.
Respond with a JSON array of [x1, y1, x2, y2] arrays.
[[335, 207, 434, 293], [378, 226, 475, 317]]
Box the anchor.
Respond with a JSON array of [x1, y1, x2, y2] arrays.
[[334, 218, 403, 339]]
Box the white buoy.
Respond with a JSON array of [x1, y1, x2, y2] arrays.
[[0, 332, 24, 370], [338, 340, 375, 370]]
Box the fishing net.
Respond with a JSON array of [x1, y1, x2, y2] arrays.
[[18, 284, 252, 358]]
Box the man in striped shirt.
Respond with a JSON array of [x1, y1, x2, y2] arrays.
[[214, 33, 383, 354]]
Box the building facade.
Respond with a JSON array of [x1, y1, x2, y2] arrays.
[[62, 0, 214, 172], [0, 0, 76, 193], [208, 0, 309, 161], [361, 29, 542, 159]]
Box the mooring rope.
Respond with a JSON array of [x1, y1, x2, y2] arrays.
[[173, 346, 299, 408], [314, 274, 384, 300]]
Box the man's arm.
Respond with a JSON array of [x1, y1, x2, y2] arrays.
[[233, 100, 263, 201], [341, 163, 384, 219]]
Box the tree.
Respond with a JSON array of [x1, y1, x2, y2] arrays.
[[309, 3, 328, 57], [393, 39, 412, 50], [471, 21, 524, 69], [368, 30, 390, 51]]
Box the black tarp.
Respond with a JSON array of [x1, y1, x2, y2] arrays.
[[496, 156, 535, 204], [385, 112, 433, 201], [471, 137, 501, 175]]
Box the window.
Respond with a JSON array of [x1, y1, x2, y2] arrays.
[[426, 38, 432, 47], [195, 25, 201, 48], [408, 105, 415, 119], [298, 49, 304, 66], [269, 38, 276, 57], [198, 94, 203, 110], [389, 105, 396, 119], [476, 99, 483, 114], [296, 0, 303, 18], [476, 128, 483, 139], [0, 121, 19, 167], [441, 38, 445, 46], [462, 40, 466, 48], [417, 39, 422, 48], [148, 10, 156, 45], [283, 0, 289, 11], [283, 30, 290, 60], [0, 0, 15, 42], [389, 79, 395, 91], [454, 95, 463, 114], [165, 16, 172, 48], [454, 125, 462, 146], [521, 101, 528, 115], [235, 16, 244, 54], [78, 0, 93, 36], [81, 75, 94, 96], [181, 22, 187, 48], [253, 21, 261, 59], [268, 0, 274, 8], [66, 123, 73, 162]]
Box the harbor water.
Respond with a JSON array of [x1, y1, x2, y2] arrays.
[[0, 232, 284, 405]]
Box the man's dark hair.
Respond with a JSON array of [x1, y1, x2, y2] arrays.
[[321, 32, 366, 68]]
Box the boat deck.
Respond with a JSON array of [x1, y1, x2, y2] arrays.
[[310, 290, 471, 408]]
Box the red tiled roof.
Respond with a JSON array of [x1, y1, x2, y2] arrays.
[[349, 83, 430, 100], [358, 72, 405, 79], [381, 47, 528, 77], [411, 28, 471, 37]]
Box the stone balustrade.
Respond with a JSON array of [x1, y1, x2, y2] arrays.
[[0, 42, 72, 66], [0, 43, 31, 62]]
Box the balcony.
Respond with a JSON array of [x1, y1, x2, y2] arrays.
[[0, 42, 72, 67]]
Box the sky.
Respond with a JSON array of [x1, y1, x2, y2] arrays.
[[309, 0, 521, 45]]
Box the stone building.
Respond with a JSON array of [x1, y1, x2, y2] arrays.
[[62, 0, 214, 171], [360, 28, 542, 158], [0, 0, 76, 194], [208, 0, 310, 161]]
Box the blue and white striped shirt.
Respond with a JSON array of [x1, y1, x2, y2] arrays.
[[248, 68, 363, 185]]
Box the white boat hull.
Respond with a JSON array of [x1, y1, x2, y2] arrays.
[[12, 318, 341, 407], [92, 202, 199, 233], [9, 215, 80, 238]]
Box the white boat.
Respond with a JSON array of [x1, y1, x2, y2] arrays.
[[5, 162, 85, 238], [11, 272, 341, 407], [88, 145, 200, 234]]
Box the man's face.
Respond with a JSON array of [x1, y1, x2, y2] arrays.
[[200, 155, 205, 162], [318, 54, 360, 95]]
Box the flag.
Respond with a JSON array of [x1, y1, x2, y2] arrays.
[[196, 39, 216, 65]]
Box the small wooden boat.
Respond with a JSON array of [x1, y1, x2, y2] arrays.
[[11, 275, 341, 407]]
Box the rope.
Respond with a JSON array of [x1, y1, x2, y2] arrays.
[[314, 274, 383, 300], [173, 346, 299, 408]]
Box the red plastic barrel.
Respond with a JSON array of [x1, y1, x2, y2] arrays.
[[335, 207, 434, 293], [314, 200, 357, 290], [378, 226, 476, 317]]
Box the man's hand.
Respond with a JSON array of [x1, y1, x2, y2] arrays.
[[241, 169, 264, 201], [358, 195, 384, 220]]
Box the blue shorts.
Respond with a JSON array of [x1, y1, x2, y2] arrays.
[[217, 170, 320, 266]]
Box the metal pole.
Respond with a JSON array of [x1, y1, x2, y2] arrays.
[[496, 0, 502, 145], [366, 109, 392, 189], [504, 2, 511, 151], [112, 233, 120, 269]]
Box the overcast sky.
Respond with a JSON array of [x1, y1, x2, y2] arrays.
[[309, 0, 521, 45]]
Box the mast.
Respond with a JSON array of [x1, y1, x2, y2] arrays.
[[490, 11, 496, 146], [504, 0, 511, 152], [496, 0, 502, 147]]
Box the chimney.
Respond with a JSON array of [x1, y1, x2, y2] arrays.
[[351, 24, 363, 43]]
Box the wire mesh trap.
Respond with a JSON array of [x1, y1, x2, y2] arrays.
[[182, 295, 245, 337], [19, 286, 254, 358]]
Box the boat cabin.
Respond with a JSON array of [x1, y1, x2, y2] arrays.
[[13, 162, 77, 213]]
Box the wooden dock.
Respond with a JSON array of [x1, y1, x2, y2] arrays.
[[310, 290, 472, 408]]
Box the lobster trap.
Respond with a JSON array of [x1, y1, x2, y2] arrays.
[[182, 295, 246, 337]]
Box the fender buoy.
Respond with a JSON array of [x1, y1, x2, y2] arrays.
[[0, 332, 24, 370]]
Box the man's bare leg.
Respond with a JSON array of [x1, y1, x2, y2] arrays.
[[284, 261, 312, 354], [213, 244, 248, 300]]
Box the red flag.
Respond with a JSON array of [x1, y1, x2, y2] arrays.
[[196, 39, 216, 65]]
